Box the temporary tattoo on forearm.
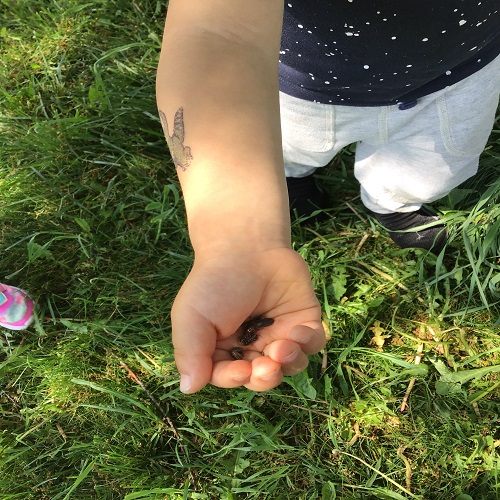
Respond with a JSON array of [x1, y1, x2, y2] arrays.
[[159, 107, 193, 171]]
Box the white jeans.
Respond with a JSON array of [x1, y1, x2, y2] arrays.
[[280, 55, 500, 214]]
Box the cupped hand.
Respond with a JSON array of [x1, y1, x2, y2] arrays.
[[171, 246, 325, 393]]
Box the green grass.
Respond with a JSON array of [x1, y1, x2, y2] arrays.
[[1, 1, 499, 498]]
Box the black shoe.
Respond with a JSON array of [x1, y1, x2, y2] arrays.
[[371, 206, 447, 255], [286, 174, 330, 221]]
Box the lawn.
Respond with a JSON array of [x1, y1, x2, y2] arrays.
[[1, 1, 499, 498]]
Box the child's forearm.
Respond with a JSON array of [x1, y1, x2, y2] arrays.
[[156, 0, 289, 256]]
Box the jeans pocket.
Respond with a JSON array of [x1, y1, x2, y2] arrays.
[[280, 93, 334, 154], [436, 61, 499, 158]]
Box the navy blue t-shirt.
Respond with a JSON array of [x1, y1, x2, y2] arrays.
[[279, 0, 500, 106]]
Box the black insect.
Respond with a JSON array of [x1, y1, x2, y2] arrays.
[[230, 347, 244, 360], [239, 316, 275, 346]]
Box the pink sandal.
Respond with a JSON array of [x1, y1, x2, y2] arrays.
[[0, 284, 35, 330]]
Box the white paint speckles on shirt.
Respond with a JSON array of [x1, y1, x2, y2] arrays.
[[279, 0, 500, 105]]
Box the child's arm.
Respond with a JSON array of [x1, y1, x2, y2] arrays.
[[156, 0, 289, 253], [157, 0, 326, 393]]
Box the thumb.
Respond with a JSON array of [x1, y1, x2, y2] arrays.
[[171, 300, 215, 394]]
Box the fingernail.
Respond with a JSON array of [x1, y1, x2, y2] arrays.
[[259, 369, 281, 381], [282, 349, 300, 363], [288, 331, 311, 344], [179, 374, 192, 393]]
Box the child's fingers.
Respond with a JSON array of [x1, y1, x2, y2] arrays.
[[245, 356, 284, 391], [171, 302, 216, 394], [210, 359, 253, 388], [287, 322, 327, 354], [263, 339, 310, 375]]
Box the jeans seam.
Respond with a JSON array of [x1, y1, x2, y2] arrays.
[[327, 104, 335, 150], [436, 94, 464, 157], [378, 106, 389, 144]]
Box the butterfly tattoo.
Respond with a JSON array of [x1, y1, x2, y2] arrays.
[[159, 107, 193, 172]]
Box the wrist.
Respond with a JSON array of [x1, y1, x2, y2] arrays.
[[180, 158, 292, 255], [188, 206, 291, 257]]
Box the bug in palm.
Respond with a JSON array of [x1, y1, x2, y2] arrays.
[[229, 315, 275, 360], [239, 315, 274, 346], [230, 347, 244, 360]]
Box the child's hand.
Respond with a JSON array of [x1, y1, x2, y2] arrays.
[[171, 247, 326, 393]]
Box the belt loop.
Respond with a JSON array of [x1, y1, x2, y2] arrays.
[[398, 99, 418, 110]]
